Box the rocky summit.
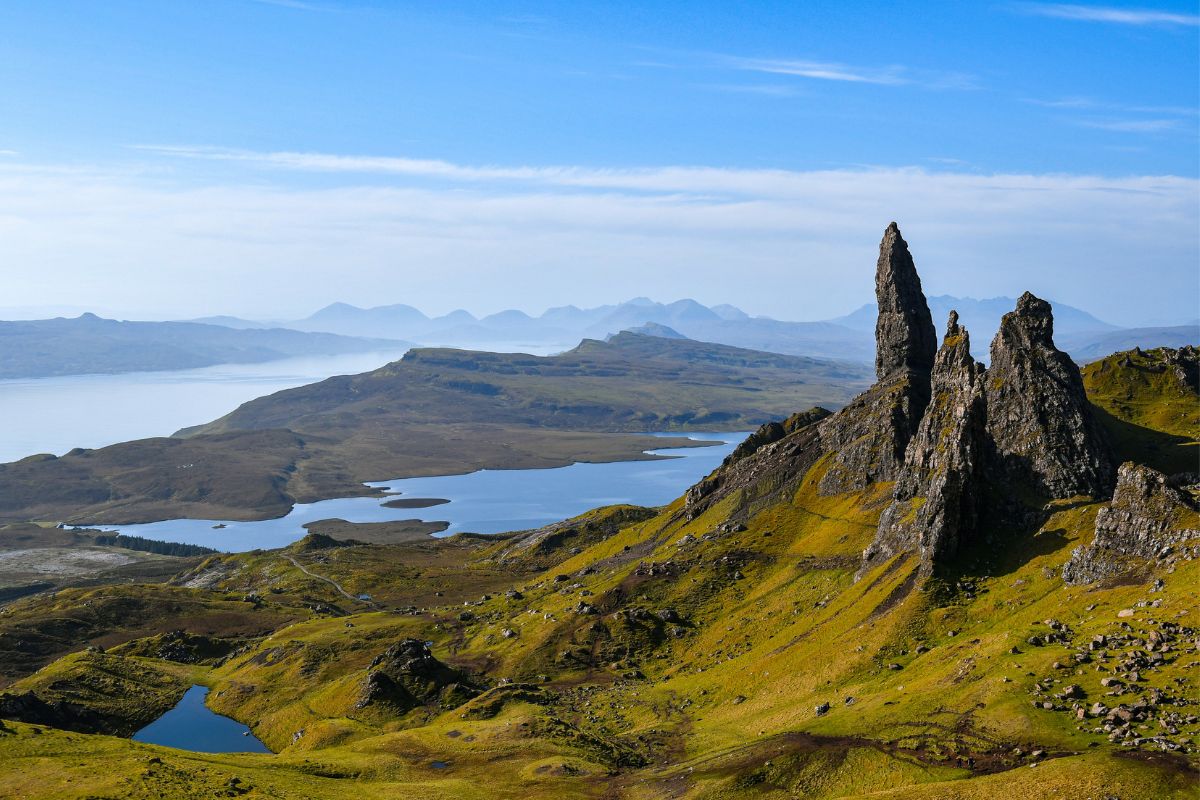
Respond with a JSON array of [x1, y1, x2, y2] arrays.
[[873, 221, 937, 380], [986, 291, 1116, 500]]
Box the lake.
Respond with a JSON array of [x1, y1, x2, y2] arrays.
[[0, 350, 410, 463], [87, 433, 746, 551], [132, 685, 270, 754], [0, 341, 578, 464]]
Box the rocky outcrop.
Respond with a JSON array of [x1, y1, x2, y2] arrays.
[[818, 223, 934, 494], [862, 312, 988, 577], [355, 639, 478, 712], [684, 412, 828, 522], [874, 222, 937, 380], [1062, 463, 1200, 584], [986, 292, 1114, 499], [720, 408, 831, 469]]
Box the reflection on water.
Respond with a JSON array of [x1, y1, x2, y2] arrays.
[[92, 433, 747, 552], [132, 685, 270, 754]]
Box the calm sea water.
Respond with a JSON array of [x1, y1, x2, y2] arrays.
[[132, 685, 270, 753], [0, 351, 411, 463], [89, 433, 746, 551], [0, 339, 584, 464]]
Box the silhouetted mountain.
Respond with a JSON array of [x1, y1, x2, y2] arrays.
[[180, 295, 1179, 366], [0, 314, 410, 379]]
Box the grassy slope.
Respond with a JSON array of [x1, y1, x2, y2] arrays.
[[1082, 347, 1198, 474], [0, 347, 1196, 798]]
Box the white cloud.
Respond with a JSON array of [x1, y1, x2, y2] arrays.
[[1017, 3, 1200, 26], [0, 156, 1195, 327]]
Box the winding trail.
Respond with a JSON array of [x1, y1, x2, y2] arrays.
[[282, 554, 371, 606]]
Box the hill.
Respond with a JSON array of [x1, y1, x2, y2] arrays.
[[0, 224, 1195, 799], [0, 333, 870, 524], [0, 314, 409, 378]]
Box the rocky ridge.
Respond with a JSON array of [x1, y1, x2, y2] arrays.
[[355, 638, 479, 712], [817, 224, 934, 495]]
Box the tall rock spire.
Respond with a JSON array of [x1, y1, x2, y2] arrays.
[[860, 311, 987, 577], [817, 223, 935, 494], [985, 292, 1115, 499], [874, 222, 937, 380]]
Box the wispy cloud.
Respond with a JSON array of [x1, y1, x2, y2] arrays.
[[1078, 118, 1185, 132], [1024, 96, 1199, 116], [729, 57, 909, 85], [724, 56, 977, 90], [1016, 3, 1200, 26]]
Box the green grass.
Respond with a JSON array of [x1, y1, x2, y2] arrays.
[[0, 344, 1196, 797]]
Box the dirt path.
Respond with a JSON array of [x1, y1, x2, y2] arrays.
[[282, 554, 371, 606]]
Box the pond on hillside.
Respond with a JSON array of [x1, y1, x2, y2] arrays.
[[132, 685, 270, 754], [85, 432, 748, 552]]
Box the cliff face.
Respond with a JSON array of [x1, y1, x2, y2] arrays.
[[818, 223, 934, 495], [1062, 463, 1200, 585], [862, 312, 987, 577], [986, 292, 1115, 499]]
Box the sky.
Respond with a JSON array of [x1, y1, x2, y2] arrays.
[[0, 1, 1197, 326]]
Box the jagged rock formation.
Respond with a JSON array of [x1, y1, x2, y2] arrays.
[[818, 223, 934, 494], [874, 222, 937, 379], [986, 292, 1115, 499], [355, 639, 478, 712], [1062, 463, 1200, 584], [862, 312, 987, 577]]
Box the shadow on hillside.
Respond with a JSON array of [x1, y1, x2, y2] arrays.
[[1091, 404, 1196, 475], [939, 515, 1073, 583]]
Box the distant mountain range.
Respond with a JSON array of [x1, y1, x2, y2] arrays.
[[198, 295, 1197, 365], [0, 314, 410, 379], [3, 295, 1192, 380]]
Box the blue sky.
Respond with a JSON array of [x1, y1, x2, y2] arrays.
[[0, 1, 1197, 325]]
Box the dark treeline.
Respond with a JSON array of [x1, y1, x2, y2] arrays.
[[93, 534, 220, 557]]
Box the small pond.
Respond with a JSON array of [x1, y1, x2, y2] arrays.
[[132, 685, 271, 754]]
